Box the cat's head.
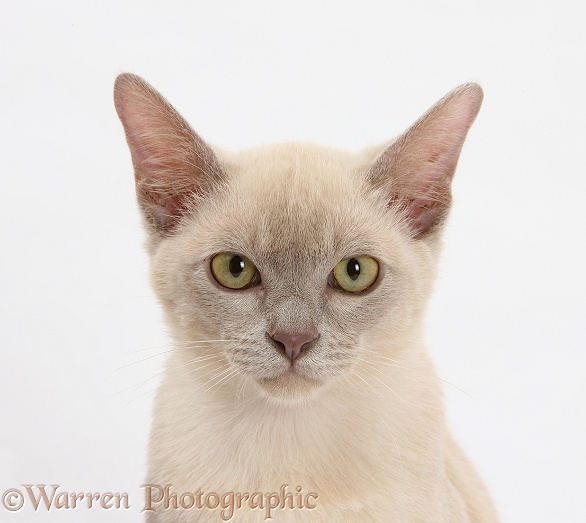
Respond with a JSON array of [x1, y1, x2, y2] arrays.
[[114, 74, 482, 403]]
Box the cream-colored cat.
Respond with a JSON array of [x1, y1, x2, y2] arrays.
[[114, 74, 498, 522]]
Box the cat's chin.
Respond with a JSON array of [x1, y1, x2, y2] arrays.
[[255, 371, 324, 404]]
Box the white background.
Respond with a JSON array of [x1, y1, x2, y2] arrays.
[[1, 1, 584, 521]]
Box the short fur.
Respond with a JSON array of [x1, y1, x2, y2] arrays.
[[114, 73, 498, 522]]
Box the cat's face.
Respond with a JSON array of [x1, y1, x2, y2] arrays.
[[150, 144, 433, 401], [114, 74, 482, 402]]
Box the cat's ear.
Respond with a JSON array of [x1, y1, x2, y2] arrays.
[[368, 83, 483, 238], [114, 73, 223, 234]]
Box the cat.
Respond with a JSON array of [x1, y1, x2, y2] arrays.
[[114, 73, 498, 522]]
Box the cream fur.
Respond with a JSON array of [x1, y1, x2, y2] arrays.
[[114, 74, 498, 522]]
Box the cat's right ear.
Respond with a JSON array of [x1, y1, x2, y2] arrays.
[[114, 73, 223, 235]]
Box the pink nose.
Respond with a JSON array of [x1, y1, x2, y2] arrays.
[[269, 331, 319, 363]]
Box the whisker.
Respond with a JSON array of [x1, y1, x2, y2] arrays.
[[351, 372, 405, 472], [205, 368, 242, 397], [358, 349, 474, 399], [161, 363, 233, 443], [125, 386, 159, 406], [115, 352, 226, 399], [370, 373, 426, 425], [110, 351, 174, 374], [172, 339, 241, 346], [352, 355, 436, 391], [111, 339, 238, 376], [235, 376, 248, 403], [126, 340, 226, 353]]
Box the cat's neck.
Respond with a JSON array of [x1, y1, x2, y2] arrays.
[[151, 337, 446, 484]]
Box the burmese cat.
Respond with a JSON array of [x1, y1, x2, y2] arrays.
[[114, 73, 498, 522]]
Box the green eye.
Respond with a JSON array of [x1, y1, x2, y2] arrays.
[[211, 253, 260, 290], [331, 255, 379, 293]]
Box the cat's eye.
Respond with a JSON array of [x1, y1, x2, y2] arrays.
[[211, 253, 260, 290], [329, 255, 379, 293]]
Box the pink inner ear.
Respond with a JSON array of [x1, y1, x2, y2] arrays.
[[114, 73, 222, 234], [373, 83, 483, 238], [140, 191, 185, 231], [402, 197, 446, 236]]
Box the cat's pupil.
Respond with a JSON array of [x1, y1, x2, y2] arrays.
[[229, 256, 245, 278], [347, 258, 360, 281]]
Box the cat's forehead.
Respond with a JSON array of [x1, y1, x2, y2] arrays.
[[212, 143, 387, 262], [223, 142, 372, 191]]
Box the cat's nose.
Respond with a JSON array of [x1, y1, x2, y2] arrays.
[[268, 331, 319, 363]]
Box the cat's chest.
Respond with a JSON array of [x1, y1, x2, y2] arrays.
[[147, 378, 407, 509], [149, 399, 386, 493], [146, 360, 457, 522]]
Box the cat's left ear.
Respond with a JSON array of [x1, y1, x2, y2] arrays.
[[368, 83, 483, 239]]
